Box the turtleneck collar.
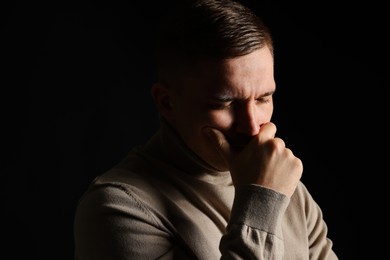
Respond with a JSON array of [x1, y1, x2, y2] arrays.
[[141, 116, 232, 184]]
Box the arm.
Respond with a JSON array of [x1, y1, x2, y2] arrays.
[[205, 122, 303, 259], [220, 183, 339, 260], [220, 184, 289, 260], [298, 183, 339, 260], [73, 184, 189, 260]]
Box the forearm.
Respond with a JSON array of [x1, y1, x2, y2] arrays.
[[219, 184, 289, 260]]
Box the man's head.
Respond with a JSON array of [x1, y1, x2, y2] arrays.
[[151, 0, 275, 171], [155, 0, 273, 85]]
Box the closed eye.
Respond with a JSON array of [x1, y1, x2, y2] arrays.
[[256, 91, 274, 104], [256, 96, 272, 104], [206, 96, 234, 109], [208, 101, 233, 109]]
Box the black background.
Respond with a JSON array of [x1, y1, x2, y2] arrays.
[[2, 0, 388, 259]]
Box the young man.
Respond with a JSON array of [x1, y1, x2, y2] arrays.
[[74, 0, 339, 259]]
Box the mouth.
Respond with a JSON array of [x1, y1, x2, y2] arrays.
[[226, 135, 253, 151]]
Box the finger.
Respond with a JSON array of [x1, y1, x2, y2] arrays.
[[203, 127, 232, 161], [257, 122, 277, 144]]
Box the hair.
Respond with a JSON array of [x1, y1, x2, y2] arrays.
[[155, 0, 273, 84]]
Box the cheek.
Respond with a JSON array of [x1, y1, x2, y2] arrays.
[[204, 111, 234, 129], [173, 99, 201, 123]]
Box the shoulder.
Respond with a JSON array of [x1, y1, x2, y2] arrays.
[[289, 181, 324, 218], [75, 149, 172, 225], [289, 181, 314, 206]]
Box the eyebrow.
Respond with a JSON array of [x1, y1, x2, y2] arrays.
[[210, 90, 276, 102]]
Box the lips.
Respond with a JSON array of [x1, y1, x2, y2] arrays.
[[226, 134, 253, 150]]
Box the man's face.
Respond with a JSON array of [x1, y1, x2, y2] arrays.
[[168, 46, 275, 171]]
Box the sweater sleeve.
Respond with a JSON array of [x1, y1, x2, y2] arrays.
[[219, 184, 290, 260], [297, 183, 339, 260]]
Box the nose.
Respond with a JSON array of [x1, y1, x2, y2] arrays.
[[234, 102, 261, 136]]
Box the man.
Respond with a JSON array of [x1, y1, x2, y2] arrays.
[[74, 0, 339, 259]]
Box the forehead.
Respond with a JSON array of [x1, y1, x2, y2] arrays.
[[189, 47, 275, 97]]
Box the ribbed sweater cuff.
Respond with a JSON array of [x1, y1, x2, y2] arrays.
[[230, 184, 290, 235]]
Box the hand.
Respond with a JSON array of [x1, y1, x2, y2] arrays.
[[205, 122, 303, 198]]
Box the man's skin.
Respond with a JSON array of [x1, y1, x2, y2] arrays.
[[151, 46, 302, 198]]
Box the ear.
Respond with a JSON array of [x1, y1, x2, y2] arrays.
[[151, 82, 175, 121]]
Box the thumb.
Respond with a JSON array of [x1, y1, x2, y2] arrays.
[[257, 122, 277, 144], [203, 127, 232, 162]]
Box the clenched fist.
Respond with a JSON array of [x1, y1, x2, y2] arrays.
[[205, 122, 303, 198]]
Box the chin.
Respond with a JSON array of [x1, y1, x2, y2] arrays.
[[204, 156, 229, 172]]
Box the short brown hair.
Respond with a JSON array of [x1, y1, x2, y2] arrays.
[[155, 0, 273, 83]]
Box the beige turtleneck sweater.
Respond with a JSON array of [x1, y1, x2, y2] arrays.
[[74, 119, 338, 259]]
